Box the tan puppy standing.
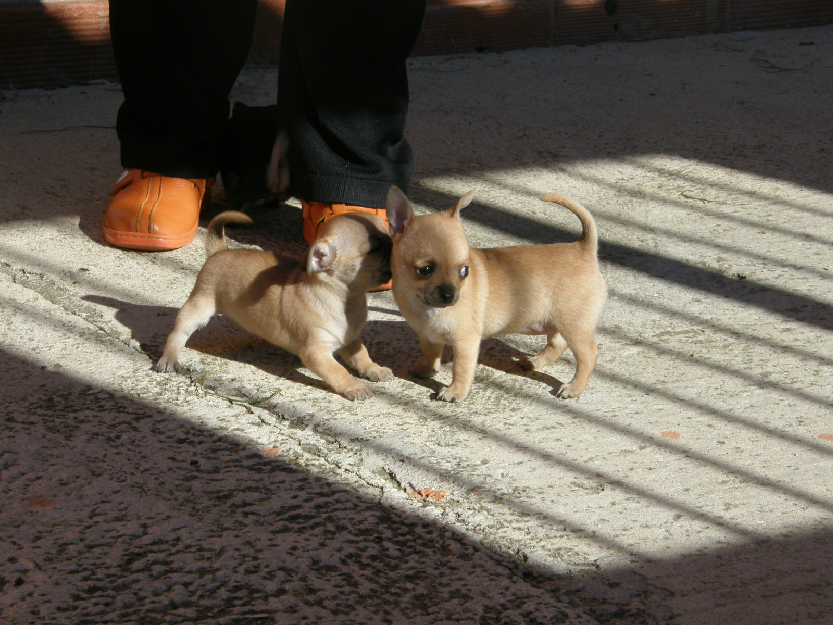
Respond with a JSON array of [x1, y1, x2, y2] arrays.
[[155, 211, 393, 400], [385, 186, 607, 402]]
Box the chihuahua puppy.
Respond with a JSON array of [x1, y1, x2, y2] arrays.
[[221, 102, 290, 209], [155, 210, 393, 400], [386, 186, 607, 402]]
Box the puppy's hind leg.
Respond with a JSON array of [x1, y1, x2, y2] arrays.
[[338, 338, 393, 382], [555, 331, 599, 399], [518, 331, 568, 371], [155, 296, 216, 373]]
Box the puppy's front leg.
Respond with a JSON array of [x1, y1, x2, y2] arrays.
[[411, 336, 443, 378], [338, 338, 393, 382], [300, 346, 373, 401], [438, 336, 481, 403], [155, 296, 216, 373]]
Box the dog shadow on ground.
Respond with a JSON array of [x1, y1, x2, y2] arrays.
[[83, 295, 414, 399], [478, 336, 570, 398], [83, 293, 574, 401], [366, 303, 571, 400]]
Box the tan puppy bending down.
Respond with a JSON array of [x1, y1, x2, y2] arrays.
[[386, 186, 607, 402], [155, 211, 394, 400]]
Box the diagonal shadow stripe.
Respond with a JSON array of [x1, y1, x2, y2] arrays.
[[410, 186, 833, 332]]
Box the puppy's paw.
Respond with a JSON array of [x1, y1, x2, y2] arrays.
[[410, 362, 439, 379], [154, 358, 180, 373], [437, 384, 469, 403], [363, 365, 394, 382], [342, 382, 373, 401], [555, 383, 581, 399]]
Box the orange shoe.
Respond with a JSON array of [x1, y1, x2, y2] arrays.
[[103, 169, 213, 251], [301, 200, 392, 290]]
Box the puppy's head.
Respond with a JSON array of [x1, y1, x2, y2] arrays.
[[221, 102, 290, 208], [386, 186, 475, 308], [304, 213, 392, 292]]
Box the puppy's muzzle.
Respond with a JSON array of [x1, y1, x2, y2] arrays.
[[426, 284, 458, 307]]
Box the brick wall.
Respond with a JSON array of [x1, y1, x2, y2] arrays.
[[2, 0, 832, 89]]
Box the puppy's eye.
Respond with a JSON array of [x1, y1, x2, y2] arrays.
[[460, 265, 469, 279], [416, 265, 434, 277]]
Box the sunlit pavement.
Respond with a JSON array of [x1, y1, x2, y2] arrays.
[[1, 25, 832, 624]]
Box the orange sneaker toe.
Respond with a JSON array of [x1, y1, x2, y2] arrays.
[[103, 169, 212, 251]]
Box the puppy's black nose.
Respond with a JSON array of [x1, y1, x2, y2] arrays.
[[437, 286, 457, 305]]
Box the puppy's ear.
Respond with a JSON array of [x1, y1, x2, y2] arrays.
[[385, 186, 413, 240], [306, 240, 335, 273], [445, 191, 475, 220]]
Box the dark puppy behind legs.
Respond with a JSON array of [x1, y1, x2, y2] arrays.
[[221, 102, 290, 209]]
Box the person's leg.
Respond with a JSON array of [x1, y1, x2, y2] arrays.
[[278, 0, 426, 214], [104, 0, 256, 250], [110, 0, 256, 178]]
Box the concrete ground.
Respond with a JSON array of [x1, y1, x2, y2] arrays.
[[2, 25, 832, 625]]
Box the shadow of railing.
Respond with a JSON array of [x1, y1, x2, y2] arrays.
[[30, 287, 827, 533], [0, 346, 595, 621], [409, 186, 833, 332], [2, 339, 832, 622]]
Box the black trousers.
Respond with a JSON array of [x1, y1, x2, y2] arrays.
[[109, 0, 426, 207]]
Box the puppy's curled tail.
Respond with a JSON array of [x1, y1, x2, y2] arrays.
[[540, 194, 598, 253], [205, 211, 253, 258]]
